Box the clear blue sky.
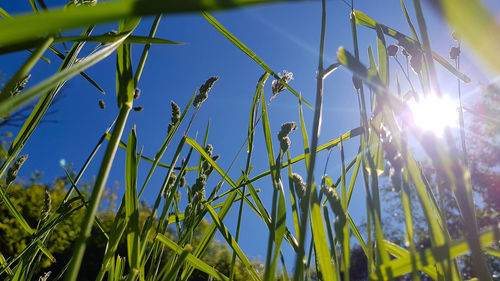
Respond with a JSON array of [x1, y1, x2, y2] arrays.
[[1, 0, 498, 270]]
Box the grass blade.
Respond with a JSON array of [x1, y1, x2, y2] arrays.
[[125, 127, 141, 275], [156, 234, 230, 281], [201, 11, 312, 108]]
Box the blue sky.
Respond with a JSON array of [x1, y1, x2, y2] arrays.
[[1, 0, 499, 270]]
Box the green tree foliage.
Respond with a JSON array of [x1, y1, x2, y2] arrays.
[[0, 173, 261, 281]]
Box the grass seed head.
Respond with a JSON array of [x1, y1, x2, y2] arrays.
[[291, 173, 306, 199], [450, 46, 460, 60], [271, 70, 293, 97], [171, 101, 180, 124], [278, 122, 297, 152], [11, 74, 30, 96], [387, 44, 399, 57], [194, 76, 219, 107], [7, 154, 28, 186], [133, 106, 144, 112], [98, 99, 106, 109], [134, 88, 141, 99], [41, 189, 52, 220]]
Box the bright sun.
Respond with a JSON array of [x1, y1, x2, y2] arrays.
[[408, 94, 458, 136]]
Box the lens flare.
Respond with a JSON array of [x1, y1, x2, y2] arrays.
[[408, 94, 458, 136]]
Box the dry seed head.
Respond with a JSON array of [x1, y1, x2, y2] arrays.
[[134, 88, 141, 99], [387, 45, 398, 57], [271, 70, 293, 97], [194, 76, 219, 107], [98, 99, 106, 109], [204, 144, 213, 157], [352, 76, 362, 90], [449, 47, 460, 60], [7, 154, 28, 185]]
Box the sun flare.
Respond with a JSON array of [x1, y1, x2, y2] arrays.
[[408, 94, 458, 136]]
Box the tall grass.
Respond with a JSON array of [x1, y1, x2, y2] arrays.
[[0, 1, 499, 281]]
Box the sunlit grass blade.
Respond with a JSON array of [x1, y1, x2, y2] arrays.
[[352, 10, 471, 83], [201, 11, 312, 109], [400, 0, 419, 41], [135, 14, 162, 86], [310, 189, 339, 281], [52, 34, 183, 45], [382, 240, 438, 280], [370, 225, 500, 280], [441, 0, 500, 73], [156, 234, 230, 281], [0, 251, 13, 276], [204, 203, 261, 281]]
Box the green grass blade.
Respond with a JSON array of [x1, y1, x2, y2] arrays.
[[376, 24, 389, 86], [382, 240, 438, 280], [246, 127, 363, 185], [0, 35, 126, 117], [310, 189, 339, 281], [48, 45, 106, 94], [352, 10, 471, 83], [400, 0, 419, 41], [125, 127, 140, 272], [201, 11, 312, 108], [52, 34, 183, 45], [134, 14, 162, 86], [204, 203, 261, 281], [371, 225, 499, 280], [156, 234, 230, 281], [0, 0, 301, 49], [0, 37, 53, 102]]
